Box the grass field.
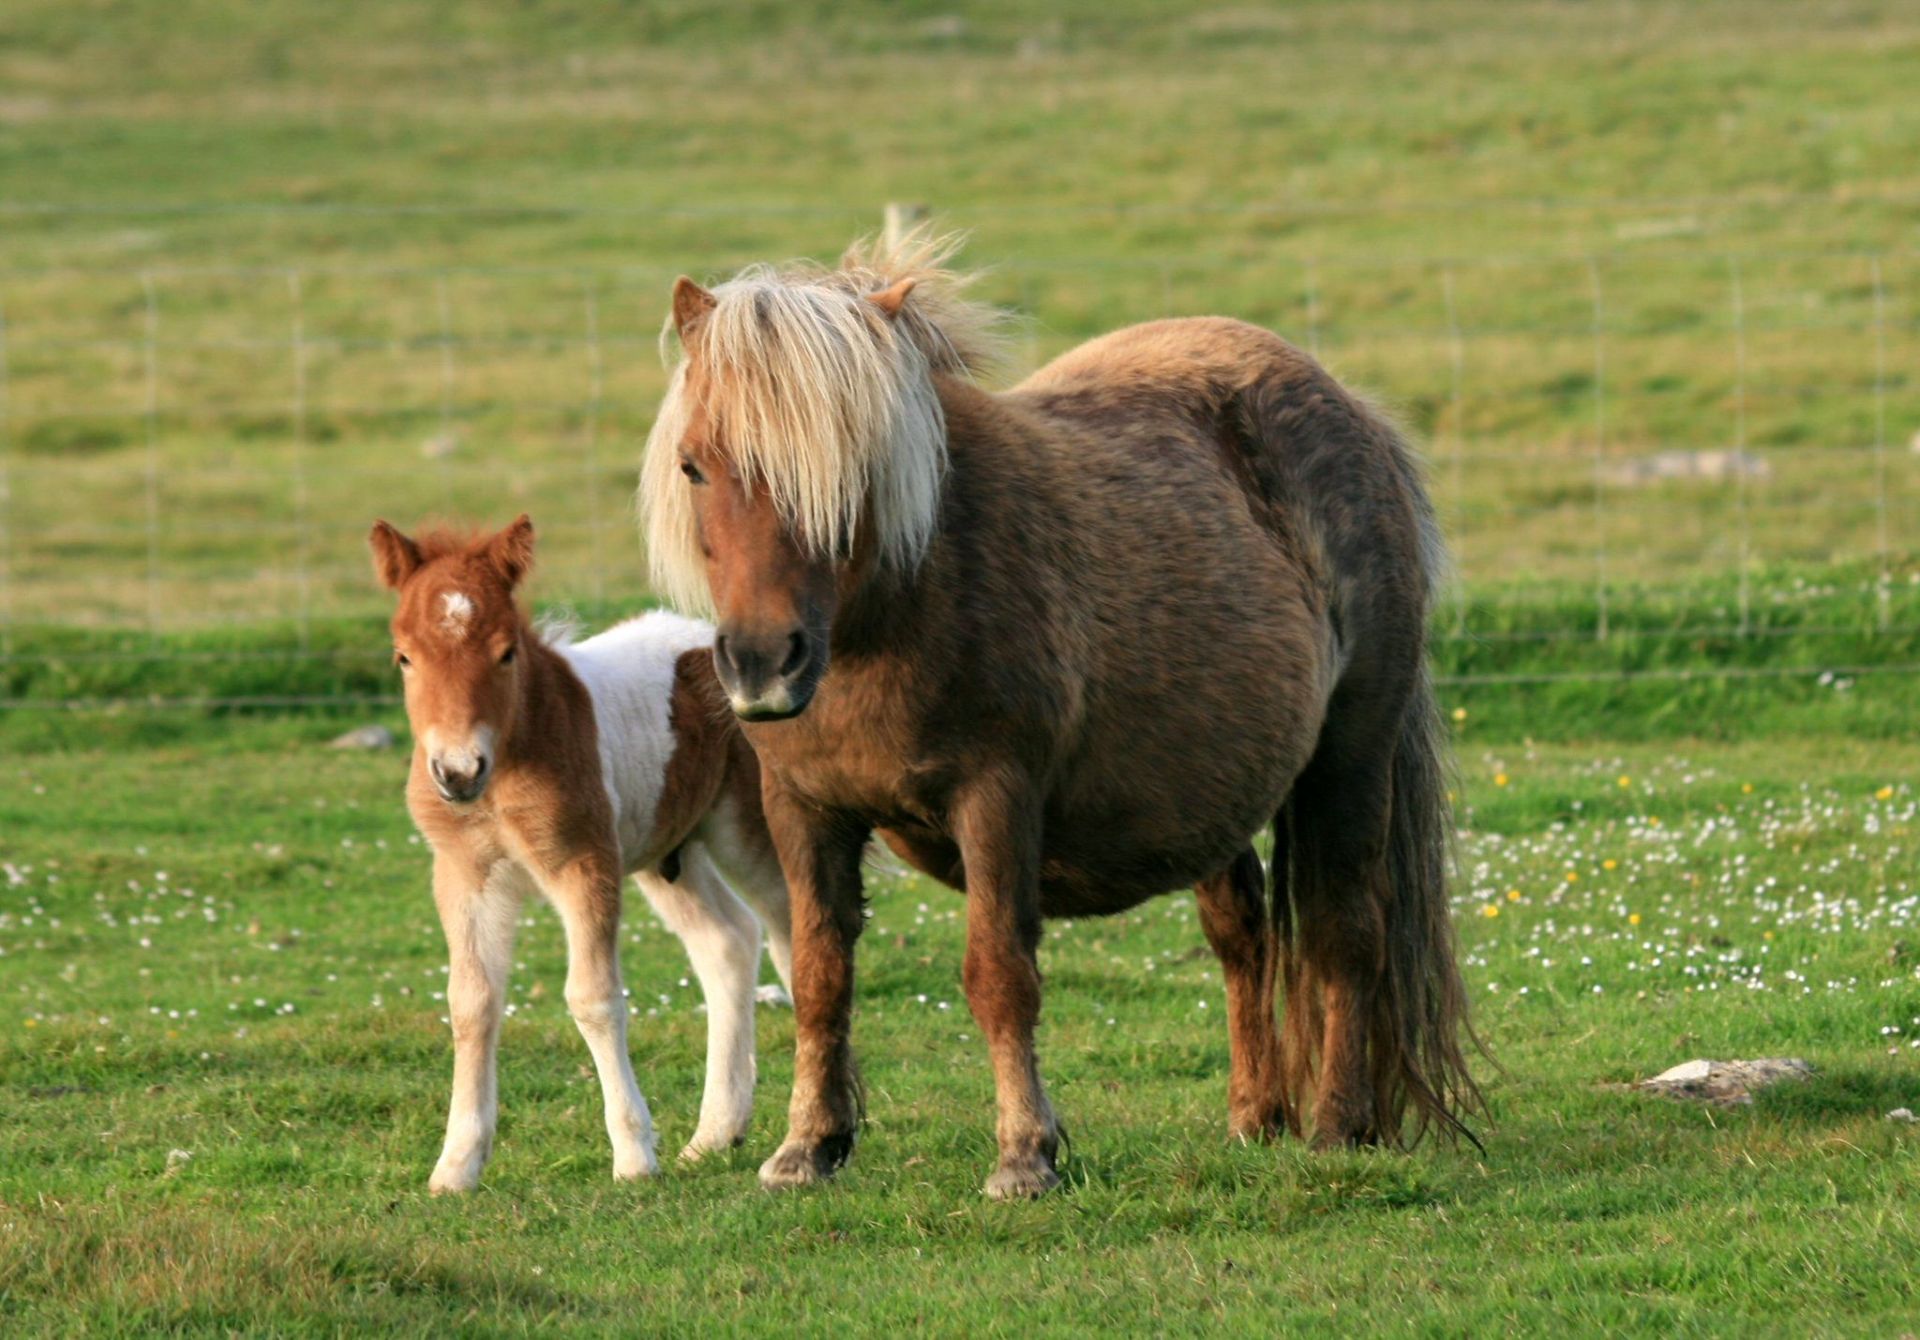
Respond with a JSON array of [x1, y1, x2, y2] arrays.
[[3, 729, 1919, 1332], [3, 1, 1919, 1333], [0, 0, 1915, 642]]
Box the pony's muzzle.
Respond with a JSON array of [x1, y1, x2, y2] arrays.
[[714, 626, 818, 721], [430, 752, 492, 804]]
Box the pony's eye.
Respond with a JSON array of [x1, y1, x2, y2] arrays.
[[395, 651, 411, 669], [680, 458, 707, 485], [500, 645, 516, 666]]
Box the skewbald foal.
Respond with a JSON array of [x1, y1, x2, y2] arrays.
[[371, 515, 792, 1192]]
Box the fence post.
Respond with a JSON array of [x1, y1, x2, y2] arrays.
[[1586, 257, 1610, 642], [1871, 256, 1892, 634], [141, 272, 162, 643], [883, 202, 928, 250], [1728, 257, 1753, 638], [0, 296, 9, 659], [288, 270, 312, 653]]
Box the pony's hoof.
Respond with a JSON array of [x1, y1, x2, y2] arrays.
[[1309, 1125, 1381, 1152], [758, 1134, 853, 1189], [983, 1159, 1060, 1201], [1228, 1110, 1292, 1145]]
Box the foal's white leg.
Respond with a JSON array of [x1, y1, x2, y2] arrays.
[[545, 856, 658, 1181], [635, 847, 764, 1157], [703, 808, 795, 1000], [429, 856, 521, 1194]]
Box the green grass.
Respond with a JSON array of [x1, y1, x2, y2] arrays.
[[3, 728, 1919, 1333], [0, 0, 1915, 636], [4, 3, 1920, 1332]]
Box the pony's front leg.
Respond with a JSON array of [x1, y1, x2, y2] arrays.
[[428, 855, 520, 1194], [758, 789, 868, 1190], [953, 776, 1061, 1200], [546, 853, 658, 1181]]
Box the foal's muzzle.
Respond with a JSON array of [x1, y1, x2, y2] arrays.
[[714, 625, 822, 721], [430, 753, 492, 804]]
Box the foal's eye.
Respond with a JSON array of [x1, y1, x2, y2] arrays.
[[500, 646, 516, 666], [680, 458, 707, 485], [395, 651, 411, 669]]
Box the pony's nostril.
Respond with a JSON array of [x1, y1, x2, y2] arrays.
[[430, 757, 447, 786], [715, 634, 738, 677], [779, 631, 809, 678]]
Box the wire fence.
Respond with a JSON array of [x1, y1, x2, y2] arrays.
[[1, 202, 1915, 709]]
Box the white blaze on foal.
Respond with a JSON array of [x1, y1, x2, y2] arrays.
[[370, 515, 792, 1193]]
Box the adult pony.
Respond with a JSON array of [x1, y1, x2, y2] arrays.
[[640, 232, 1482, 1198]]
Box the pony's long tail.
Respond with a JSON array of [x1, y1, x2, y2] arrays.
[[1378, 664, 1489, 1148]]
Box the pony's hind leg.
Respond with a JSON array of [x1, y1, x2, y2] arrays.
[[1195, 846, 1293, 1142], [1283, 753, 1394, 1150], [633, 847, 765, 1158]]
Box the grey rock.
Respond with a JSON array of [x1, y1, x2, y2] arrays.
[[1636, 1057, 1812, 1107], [329, 724, 396, 750]]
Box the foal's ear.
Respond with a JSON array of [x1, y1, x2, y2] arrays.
[[368, 520, 423, 590], [486, 514, 536, 590], [866, 277, 917, 319], [671, 277, 718, 341]]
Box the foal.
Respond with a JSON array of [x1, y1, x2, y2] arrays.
[[370, 515, 791, 1193]]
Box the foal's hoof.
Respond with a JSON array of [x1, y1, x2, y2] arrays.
[[983, 1159, 1060, 1201], [758, 1133, 854, 1190], [427, 1165, 481, 1196], [679, 1131, 745, 1163]]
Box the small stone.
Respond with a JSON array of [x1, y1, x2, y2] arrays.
[[1651, 1059, 1714, 1085], [329, 724, 396, 750], [1888, 1108, 1916, 1123]]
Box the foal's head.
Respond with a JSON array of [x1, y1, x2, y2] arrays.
[[640, 232, 1002, 720], [370, 516, 536, 804]]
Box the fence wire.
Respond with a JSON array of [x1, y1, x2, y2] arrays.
[[0, 215, 1913, 711]]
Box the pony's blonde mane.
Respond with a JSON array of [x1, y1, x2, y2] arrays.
[[639, 228, 1009, 613]]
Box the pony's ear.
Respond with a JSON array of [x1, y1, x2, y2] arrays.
[[487, 514, 536, 590], [866, 277, 917, 319], [369, 520, 423, 590], [672, 277, 718, 341]]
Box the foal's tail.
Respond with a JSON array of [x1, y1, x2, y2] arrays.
[[1378, 664, 1488, 1148]]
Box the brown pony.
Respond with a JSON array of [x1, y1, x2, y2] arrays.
[[640, 231, 1483, 1199]]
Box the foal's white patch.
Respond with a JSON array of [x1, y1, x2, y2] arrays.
[[440, 591, 475, 638]]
